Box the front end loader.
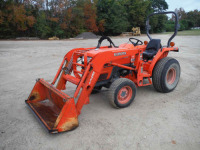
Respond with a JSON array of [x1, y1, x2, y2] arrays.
[[26, 11, 180, 133]]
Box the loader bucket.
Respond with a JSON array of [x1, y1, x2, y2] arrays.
[[25, 79, 78, 133]]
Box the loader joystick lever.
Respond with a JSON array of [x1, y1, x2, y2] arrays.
[[96, 36, 118, 49], [129, 38, 143, 46]]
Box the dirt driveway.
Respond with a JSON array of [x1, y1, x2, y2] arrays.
[[0, 35, 200, 150]]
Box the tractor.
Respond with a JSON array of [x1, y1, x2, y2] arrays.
[[25, 11, 180, 133], [132, 27, 141, 36]]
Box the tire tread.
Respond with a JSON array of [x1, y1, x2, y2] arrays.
[[153, 57, 180, 93], [108, 78, 136, 108]]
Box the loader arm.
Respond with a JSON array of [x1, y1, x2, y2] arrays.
[[26, 47, 141, 133], [54, 48, 145, 115]]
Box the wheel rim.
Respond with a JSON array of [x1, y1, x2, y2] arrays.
[[167, 68, 176, 85], [117, 86, 132, 104]]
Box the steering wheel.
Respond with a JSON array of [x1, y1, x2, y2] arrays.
[[96, 36, 118, 49], [129, 38, 143, 46]]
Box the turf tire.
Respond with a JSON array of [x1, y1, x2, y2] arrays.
[[152, 57, 180, 93], [108, 78, 136, 108]]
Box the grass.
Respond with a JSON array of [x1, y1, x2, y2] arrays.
[[163, 29, 200, 36]]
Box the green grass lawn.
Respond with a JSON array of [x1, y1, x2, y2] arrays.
[[163, 29, 200, 36]]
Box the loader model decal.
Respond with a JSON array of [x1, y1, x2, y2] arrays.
[[114, 52, 126, 56], [89, 71, 95, 85]]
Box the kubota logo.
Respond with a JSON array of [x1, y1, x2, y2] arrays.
[[114, 52, 126, 56]]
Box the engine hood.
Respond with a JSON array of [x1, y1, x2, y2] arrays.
[[86, 44, 135, 58]]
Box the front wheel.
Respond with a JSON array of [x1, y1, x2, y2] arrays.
[[152, 57, 180, 93], [108, 78, 136, 108]]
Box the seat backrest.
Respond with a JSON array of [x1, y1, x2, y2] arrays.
[[146, 39, 161, 52]]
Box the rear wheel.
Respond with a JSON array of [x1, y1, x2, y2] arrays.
[[108, 78, 136, 108], [152, 57, 180, 93]]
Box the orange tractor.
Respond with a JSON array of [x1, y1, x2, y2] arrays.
[[26, 11, 180, 133]]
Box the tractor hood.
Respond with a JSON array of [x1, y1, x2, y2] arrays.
[[86, 44, 135, 58]]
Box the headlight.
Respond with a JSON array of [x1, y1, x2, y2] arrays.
[[81, 56, 92, 64]]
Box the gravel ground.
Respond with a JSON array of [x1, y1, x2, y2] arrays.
[[0, 35, 200, 150], [75, 32, 98, 39]]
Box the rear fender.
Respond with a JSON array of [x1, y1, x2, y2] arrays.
[[148, 47, 179, 74]]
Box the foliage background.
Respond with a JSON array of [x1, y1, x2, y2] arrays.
[[0, 0, 199, 39]]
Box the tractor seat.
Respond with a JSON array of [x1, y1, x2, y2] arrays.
[[143, 39, 161, 60]]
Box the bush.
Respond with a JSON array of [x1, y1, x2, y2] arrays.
[[165, 23, 174, 32]]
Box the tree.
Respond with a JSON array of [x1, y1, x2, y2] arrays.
[[150, 0, 168, 12], [173, 8, 187, 20], [148, 0, 168, 33], [124, 0, 151, 32], [172, 8, 199, 30], [97, 0, 130, 35], [1, 0, 199, 39], [84, 0, 98, 32], [0, 0, 36, 38], [187, 9, 200, 27], [34, 11, 51, 38]]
